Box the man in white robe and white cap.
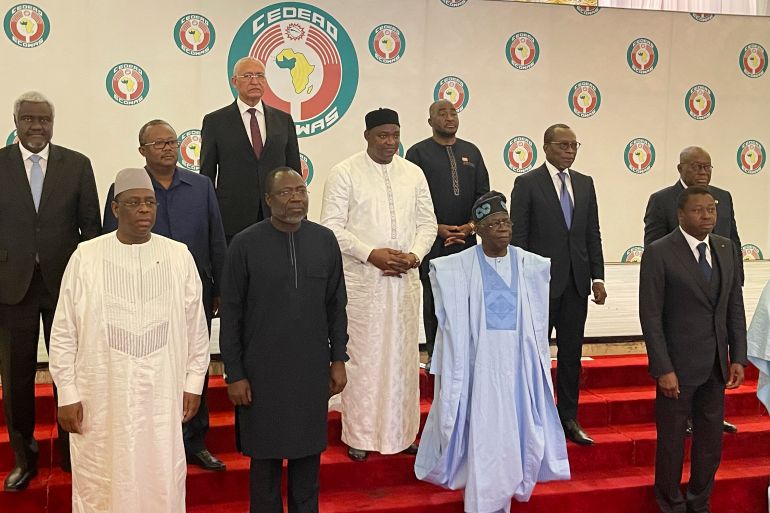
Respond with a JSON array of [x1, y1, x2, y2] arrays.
[[320, 108, 437, 461], [416, 191, 570, 513], [49, 167, 210, 513]]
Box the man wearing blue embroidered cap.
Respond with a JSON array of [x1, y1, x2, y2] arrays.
[[416, 191, 569, 513]]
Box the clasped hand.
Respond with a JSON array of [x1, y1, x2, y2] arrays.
[[368, 248, 416, 277]]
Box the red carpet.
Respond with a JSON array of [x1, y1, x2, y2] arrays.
[[1, 355, 768, 513]]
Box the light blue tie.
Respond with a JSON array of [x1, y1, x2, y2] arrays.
[[29, 154, 43, 211], [558, 171, 573, 228]]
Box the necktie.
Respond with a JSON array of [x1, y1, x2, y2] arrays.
[[697, 242, 712, 281], [247, 108, 263, 159], [29, 154, 43, 211], [558, 171, 573, 228]]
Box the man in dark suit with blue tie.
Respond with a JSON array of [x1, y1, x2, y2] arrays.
[[0, 91, 101, 490], [201, 57, 301, 242], [640, 185, 747, 513], [644, 146, 742, 435], [510, 123, 607, 446]]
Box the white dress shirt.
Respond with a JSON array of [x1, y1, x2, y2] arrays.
[[545, 159, 574, 205], [679, 226, 712, 267], [20, 143, 50, 183], [237, 98, 266, 147]]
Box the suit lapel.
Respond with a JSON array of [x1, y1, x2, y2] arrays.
[[262, 104, 275, 153], [7, 144, 37, 214], [710, 234, 732, 304], [38, 144, 63, 212], [228, 101, 255, 157], [670, 229, 711, 301], [533, 165, 568, 230], [570, 170, 587, 227]]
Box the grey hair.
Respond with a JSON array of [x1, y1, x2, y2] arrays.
[[14, 91, 54, 119], [231, 56, 264, 77]]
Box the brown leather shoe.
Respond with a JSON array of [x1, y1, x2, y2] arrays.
[[4, 466, 38, 492], [402, 443, 419, 455]]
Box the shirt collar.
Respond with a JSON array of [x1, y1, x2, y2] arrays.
[[545, 159, 569, 177], [145, 166, 191, 190], [19, 143, 50, 162], [679, 178, 688, 189], [237, 98, 264, 116], [679, 226, 710, 250]]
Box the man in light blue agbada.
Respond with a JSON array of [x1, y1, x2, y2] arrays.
[[415, 191, 570, 513]]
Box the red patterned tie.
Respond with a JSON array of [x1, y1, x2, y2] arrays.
[[247, 108, 263, 159]]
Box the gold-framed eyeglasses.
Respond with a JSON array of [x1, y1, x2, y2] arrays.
[[481, 218, 512, 229], [686, 163, 713, 172], [272, 188, 309, 199], [142, 140, 179, 150], [235, 72, 266, 81], [119, 199, 158, 209], [548, 141, 581, 151]]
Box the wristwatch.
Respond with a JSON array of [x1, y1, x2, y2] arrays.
[[410, 253, 421, 269], [468, 221, 476, 235]]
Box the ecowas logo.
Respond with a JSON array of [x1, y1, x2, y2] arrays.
[[742, 244, 763, 261], [740, 43, 767, 78], [106, 63, 149, 106], [369, 24, 405, 64], [177, 130, 202, 172], [228, 3, 359, 138], [4, 4, 49, 48], [627, 38, 658, 75], [685, 84, 715, 120], [568, 81, 601, 118], [299, 153, 314, 185], [6, 129, 17, 146], [503, 136, 537, 174], [624, 138, 656, 174], [174, 14, 215, 56], [575, 6, 600, 16], [691, 13, 715, 22], [621, 246, 644, 263], [737, 140, 765, 175], [506, 32, 539, 71], [441, 0, 468, 7], [434, 76, 469, 112]]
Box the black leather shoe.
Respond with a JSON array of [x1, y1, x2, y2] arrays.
[[187, 450, 226, 471], [686, 418, 693, 436], [4, 466, 38, 491], [402, 443, 419, 455], [722, 420, 738, 433], [562, 419, 594, 446], [347, 447, 368, 462]]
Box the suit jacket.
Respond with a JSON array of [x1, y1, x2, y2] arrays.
[[639, 229, 748, 386], [0, 143, 101, 304], [643, 180, 743, 283], [509, 163, 604, 298], [200, 101, 301, 237]]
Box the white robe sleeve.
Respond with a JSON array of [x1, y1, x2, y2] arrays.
[[182, 249, 210, 395], [49, 250, 83, 406], [320, 165, 375, 264], [409, 171, 438, 260]]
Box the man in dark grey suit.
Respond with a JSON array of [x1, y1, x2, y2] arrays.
[[510, 123, 607, 446], [0, 91, 101, 490], [644, 146, 742, 434], [640, 185, 747, 513], [201, 56, 301, 242]]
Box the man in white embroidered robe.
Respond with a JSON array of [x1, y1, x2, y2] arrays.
[[416, 192, 570, 513], [320, 108, 437, 461], [49, 168, 210, 513]]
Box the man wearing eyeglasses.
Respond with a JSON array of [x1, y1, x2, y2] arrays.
[[509, 123, 607, 446], [50, 167, 211, 513], [102, 120, 227, 471], [201, 56, 301, 243], [0, 91, 101, 491], [643, 145, 743, 435]]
